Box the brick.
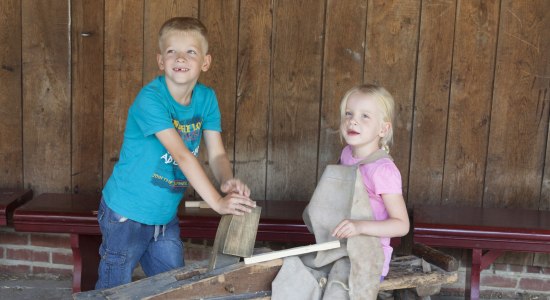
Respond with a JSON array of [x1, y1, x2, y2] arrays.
[[32, 250, 50, 262], [492, 263, 508, 272], [0, 264, 31, 275], [30, 233, 71, 248], [32, 266, 73, 278], [0, 230, 29, 245], [481, 274, 518, 288], [52, 252, 73, 265], [518, 277, 550, 291], [6, 248, 32, 261], [509, 264, 524, 273], [6, 249, 50, 263], [526, 266, 542, 274]]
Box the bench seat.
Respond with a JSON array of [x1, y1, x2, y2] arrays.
[[413, 205, 550, 300]]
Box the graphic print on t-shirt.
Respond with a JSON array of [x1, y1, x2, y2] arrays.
[[151, 117, 203, 192]]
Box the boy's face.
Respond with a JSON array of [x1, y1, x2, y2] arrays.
[[157, 30, 211, 87]]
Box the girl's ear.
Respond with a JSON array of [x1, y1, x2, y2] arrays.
[[379, 121, 391, 137]]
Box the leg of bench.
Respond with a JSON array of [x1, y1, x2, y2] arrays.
[[71, 234, 101, 292], [469, 248, 482, 300], [469, 248, 504, 300]]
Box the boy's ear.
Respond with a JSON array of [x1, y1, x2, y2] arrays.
[[201, 54, 212, 72], [157, 54, 165, 70]]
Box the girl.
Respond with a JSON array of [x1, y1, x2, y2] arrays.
[[331, 83, 410, 279]]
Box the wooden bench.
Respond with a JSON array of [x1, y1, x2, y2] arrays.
[[13, 193, 400, 292], [413, 204, 550, 300], [0, 189, 33, 226]]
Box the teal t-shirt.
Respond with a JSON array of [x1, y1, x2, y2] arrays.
[[103, 76, 221, 225]]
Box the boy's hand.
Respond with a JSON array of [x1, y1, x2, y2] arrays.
[[221, 178, 251, 197], [217, 192, 256, 216], [332, 219, 360, 239]]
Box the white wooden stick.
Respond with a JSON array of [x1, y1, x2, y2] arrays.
[[244, 240, 341, 264], [184, 201, 210, 208]]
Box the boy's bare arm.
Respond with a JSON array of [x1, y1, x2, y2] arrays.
[[203, 130, 250, 197], [155, 128, 254, 214]]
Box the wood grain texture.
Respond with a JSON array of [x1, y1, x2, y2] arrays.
[[441, 0, 499, 207], [267, 0, 325, 200], [200, 0, 239, 157], [22, 0, 71, 194], [484, 0, 550, 209], [71, 0, 104, 195], [408, 0, 457, 206], [234, 0, 273, 199], [364, 0, 421, 202], [102, 0, 144, 183], [143, 0, 198, 84], [190, 0, 240, 198], [317, 0, 367, 178], [0, 0, 23, 188]]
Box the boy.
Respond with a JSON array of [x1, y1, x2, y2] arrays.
[[95, 17, 255, 289]]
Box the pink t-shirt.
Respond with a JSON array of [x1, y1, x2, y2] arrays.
[[340, 145, 403, 276]]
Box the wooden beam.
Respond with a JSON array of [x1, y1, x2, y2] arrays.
[[244, 240, 341, 264]]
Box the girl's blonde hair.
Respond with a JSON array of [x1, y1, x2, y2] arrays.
[[340, 83, 395, 153]]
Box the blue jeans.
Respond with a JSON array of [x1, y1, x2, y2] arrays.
[[95, 198, 184, 289]]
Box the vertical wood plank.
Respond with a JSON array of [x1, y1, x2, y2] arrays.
[[234, 0, 273, 199], [71, 0, 104, 195], [0, 0, 23, 188], [364, 0, 421, 202], [484, 0, 550, 209], [318, 0, 368, 176], [267, 0, 325, 200], [143, 0, 199, 84], [198, 0, 239, 190], [441, 0, 499, 207], [408, 0, 457, 206], [22, 0, 70, 194], [103, 0, 144, 182]]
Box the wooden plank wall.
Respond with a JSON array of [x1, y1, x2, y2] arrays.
[[1, 1, 549, 206]]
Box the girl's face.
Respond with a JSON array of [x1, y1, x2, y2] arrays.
[[157, 30, 211, 89], [340, 92, 390, 158]]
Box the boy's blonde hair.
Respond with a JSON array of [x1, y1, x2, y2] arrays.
[[340, 83, 395, 152], [158, 17, 209, 53]]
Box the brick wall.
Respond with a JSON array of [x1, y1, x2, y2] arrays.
[[0, 227, 72, 278], [440, 264, 550, 299]]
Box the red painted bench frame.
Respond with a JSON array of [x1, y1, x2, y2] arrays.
[[413, 205, 550, 300], [13, 193, 399, 292]]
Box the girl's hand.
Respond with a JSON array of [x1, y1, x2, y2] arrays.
[[215, 192, 256, 216], [332, 219, 361, 239], [221, 178, 251, 197]]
